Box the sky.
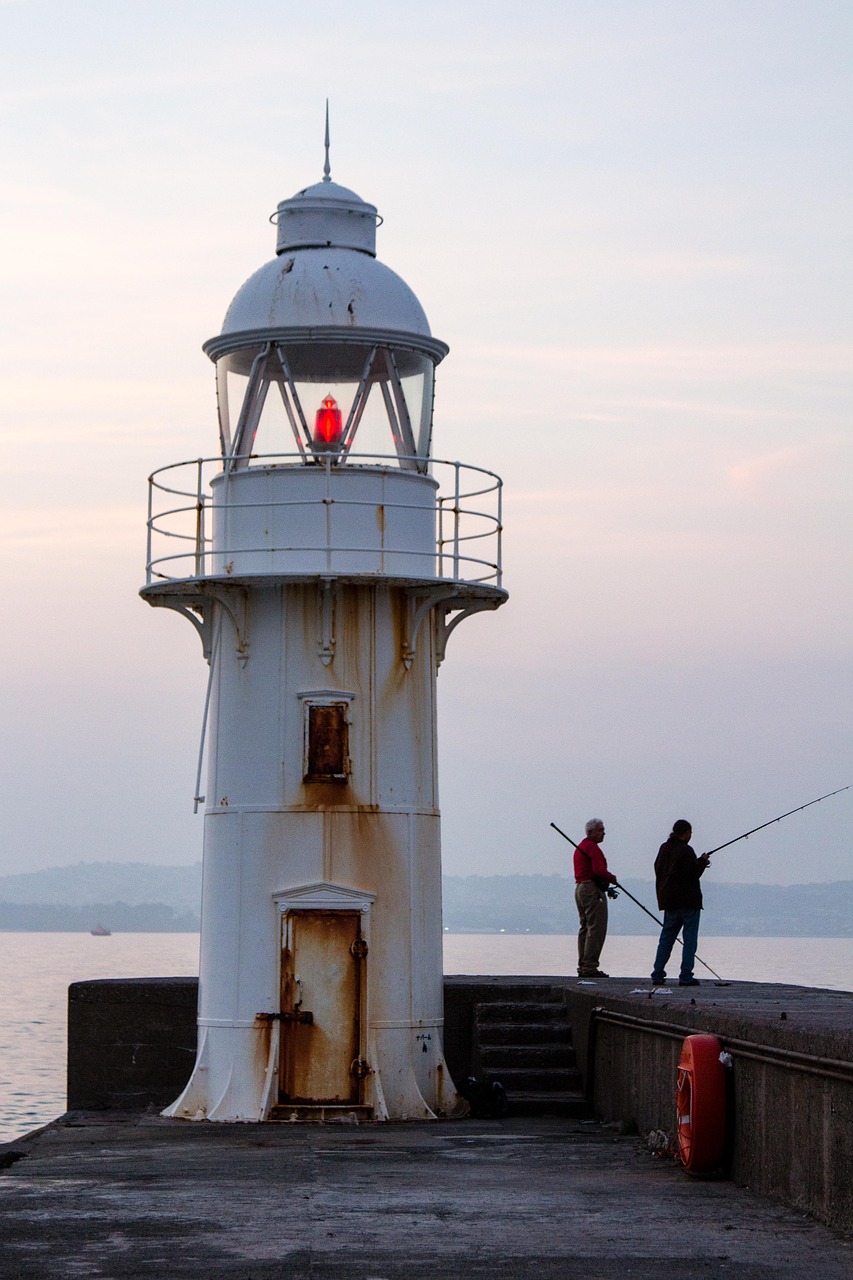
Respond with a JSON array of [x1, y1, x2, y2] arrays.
[[0, 0, 850, 886]]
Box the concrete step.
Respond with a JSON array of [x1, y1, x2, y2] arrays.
[[484, 1066, 583, 1092], [477, 1021, 572, 1046], [475, 1001, 567, 1024], [468, 984, 565, 1002], [479, 1043, 576, 1070], [504, 1090, 591, 1119], [472, 995, 584, 1114]]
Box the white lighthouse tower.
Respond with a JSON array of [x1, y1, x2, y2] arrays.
[[142, 136, 507, 1121]]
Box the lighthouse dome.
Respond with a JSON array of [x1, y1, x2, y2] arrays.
[[214, 177, 433, 346], [220, 249, 431, 338]]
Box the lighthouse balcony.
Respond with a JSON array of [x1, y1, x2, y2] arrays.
[[143, 452, 503, 591]]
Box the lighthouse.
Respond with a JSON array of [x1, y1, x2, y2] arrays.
[[142, 136, 507, 1121]]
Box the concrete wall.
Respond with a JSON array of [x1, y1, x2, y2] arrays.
[[68, 974, 521, 1113], [67, 978, 198, 1111], [562, 984, 853, 1235]]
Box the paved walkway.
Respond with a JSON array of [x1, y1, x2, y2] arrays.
[[1, 1113, 850, 1278]]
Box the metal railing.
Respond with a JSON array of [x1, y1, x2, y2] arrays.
[[145, 451, 503, 589]]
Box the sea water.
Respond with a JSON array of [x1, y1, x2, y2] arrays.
[[0, 931, 850, 1143]]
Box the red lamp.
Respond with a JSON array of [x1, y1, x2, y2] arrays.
[[314, 394, 343, 447]]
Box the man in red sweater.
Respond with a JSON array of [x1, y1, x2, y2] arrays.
[[574, 818, 618, 978]]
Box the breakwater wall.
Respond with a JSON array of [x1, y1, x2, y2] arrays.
[[562, 979, 853, 1235], [67, 975, 853, 1232]]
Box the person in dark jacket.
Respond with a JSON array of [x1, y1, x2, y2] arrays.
[[650, 819, 710, 986]]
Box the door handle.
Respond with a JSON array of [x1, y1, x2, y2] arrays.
[[282, 1009, 314, 1024]]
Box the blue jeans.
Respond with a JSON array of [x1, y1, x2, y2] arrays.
[[651, 908, 701, 982]]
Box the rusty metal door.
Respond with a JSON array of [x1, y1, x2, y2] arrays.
[[279, 910, 364, 1104]]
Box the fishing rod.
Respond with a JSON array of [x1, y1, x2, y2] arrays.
[[550, 822, 727, 984], [703, 786, 850, 857]]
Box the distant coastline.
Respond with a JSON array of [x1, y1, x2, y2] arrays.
[[0, 863, 849, 937]]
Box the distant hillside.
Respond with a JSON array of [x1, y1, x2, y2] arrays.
[[700, 879, 853, 938], [0, 861, 202, 932], [441, 875, 853, 938], [0, 863, 849, 935], [0, 862, 202, 910]]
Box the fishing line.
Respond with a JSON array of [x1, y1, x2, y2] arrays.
[[703, 786, 850, 856]]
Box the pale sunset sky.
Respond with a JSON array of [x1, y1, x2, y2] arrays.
[[0, 1, 850, 884]]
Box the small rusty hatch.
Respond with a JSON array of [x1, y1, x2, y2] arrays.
[[304, 701, 349, 781]]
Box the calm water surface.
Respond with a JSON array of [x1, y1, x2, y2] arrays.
[[0, 931, 850, 1143]]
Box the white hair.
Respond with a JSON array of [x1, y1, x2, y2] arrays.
[[585, 818, 604, 835]]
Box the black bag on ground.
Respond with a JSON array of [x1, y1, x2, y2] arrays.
[[460, 1077, 509, 1118]]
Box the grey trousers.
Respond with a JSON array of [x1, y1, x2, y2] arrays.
[[575, 880, 608, 974]]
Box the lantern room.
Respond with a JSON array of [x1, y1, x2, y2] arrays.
[[203, 176, 447, 472]]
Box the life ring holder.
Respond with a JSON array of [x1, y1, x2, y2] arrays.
[[676, 1034, 727, 1173]]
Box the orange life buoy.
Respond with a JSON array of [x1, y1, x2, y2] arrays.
[[676, 1033, 727, 1173]]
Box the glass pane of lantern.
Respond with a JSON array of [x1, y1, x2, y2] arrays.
[[227, 369, 251, 455], [251, 372, 299, 457], [218, 347, 263, 458], [398, 358, 433, 458], [342, 381, 399, 459], [215, 360, 231, 454], [342, 347, 418, 466]]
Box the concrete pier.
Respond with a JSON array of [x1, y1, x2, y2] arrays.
[[30, 972, 850, 1276], [1, 1112, 850, 1278]]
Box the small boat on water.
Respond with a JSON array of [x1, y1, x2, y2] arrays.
[[90, 925, 111, 936]]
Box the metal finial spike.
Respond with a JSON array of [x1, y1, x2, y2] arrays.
[[323, 100, 331, 182]]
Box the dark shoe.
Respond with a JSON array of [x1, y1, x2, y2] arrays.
[[581, 969, 609, 979], [651, 976, 666, 985], [678, 977, 700, 986]]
